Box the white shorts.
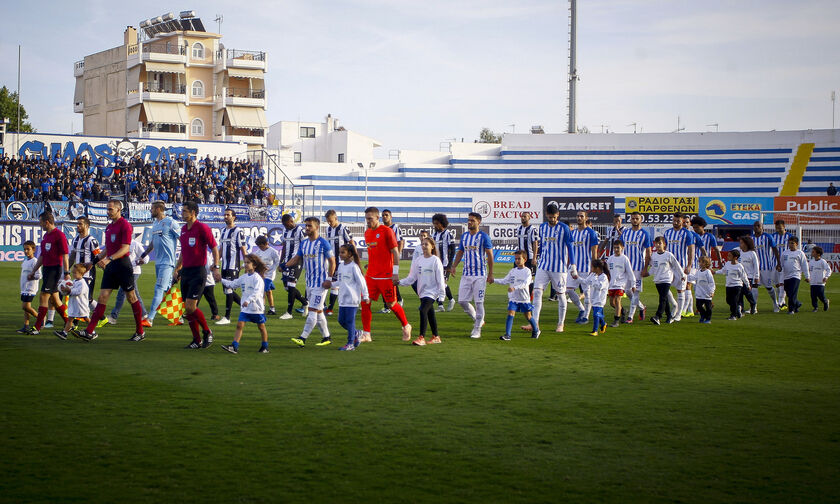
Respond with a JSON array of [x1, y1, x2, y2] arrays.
[[307, 287, 327, 311], [671, 276, 687, 291], [758, 269, 775, 288], [774, 269, 784, 286], [458, 275, 487, 303], [330, 286, 339, 295], [632, 271, 644, 292], [534, 269, 568, 293], [685, 268, 698, 284], [566, 271, 583, 290]]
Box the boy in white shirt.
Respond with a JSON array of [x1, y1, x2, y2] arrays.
[[495, 250, 539, 340], [649, 236, 685, 325], [583, 259, 610, 336], [56, 264, 90, 340], [716, 249, 750, 320], [253, 235, 283, 316], [808, 246, 831, 312], [690, 256, 716, 324], [19, 241, 41, 334], [781, 236, 810, 314], [220, 254, 270, 354], [606, 240, 636, 327]]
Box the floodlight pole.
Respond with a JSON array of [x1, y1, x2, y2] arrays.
[[16, 44, 21, 155], [567, 0, 577, 134]]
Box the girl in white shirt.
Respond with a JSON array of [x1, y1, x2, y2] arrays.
[[19, 241, 41, 334], [324, 244, 369, 351], [399, 238, 446, 346], [781, 236, 810, 314], [715, 249, 750, 320], [494, 250, 538, 340], [738, 236, 759, 315], [220, 254, 269, 354], [808, 245, 831, 312], [689, 256, 716, 324], [649, 236, 685, 325], [56, 264, 90, 340], [606, 241, 636, 327], [582, 259, 610, 336]]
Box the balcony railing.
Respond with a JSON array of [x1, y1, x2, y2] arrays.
[[74, 60, 85, 72], [226, 88, 265, 99], [216, 49, 265, 61], [142, 83, 186, 94], [224, 128, 265, 137], [143, 124, 186, 133], [143, 43, 187, 56]]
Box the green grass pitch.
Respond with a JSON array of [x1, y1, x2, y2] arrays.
[[1, 261, 838, 503]]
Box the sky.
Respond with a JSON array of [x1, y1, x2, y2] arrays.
[[1, 0, 839, 156]]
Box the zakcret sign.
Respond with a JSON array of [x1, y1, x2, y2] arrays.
[[542, 196, 615, 223], [700, 197, 774, 225], [471, 194, 540, 224]]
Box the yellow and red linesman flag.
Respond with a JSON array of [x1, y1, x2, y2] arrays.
[[157, 285, 185, 324]]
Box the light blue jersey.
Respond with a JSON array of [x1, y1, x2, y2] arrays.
[[663, 227, 691, 268], [150, 216, 181, 267], [699, 233, 719, 263], [537, 222, 575, 273], [751, 232, 777, 270], [773, 231, 793, 253], [297, 236, 334, 288], [458, 231, 493, 277], [570, 227, 599, 272], [620, 227, 652, 271], [689, 229, 704, 268]]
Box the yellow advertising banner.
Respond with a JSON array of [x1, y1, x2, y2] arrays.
[[625, 196, 698, 215]]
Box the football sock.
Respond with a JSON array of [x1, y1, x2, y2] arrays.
[[316, 311, 330, 337], [185, 312, 201, 341], [557, 292, 568, 325], [529, 317, 538, 333], [85, 304, 106, 333], [260, 341, 268, 349], [532, 288, 544, 324], [328, 293, 337, 310], [474, 303, 485, 330], [390, 302, 409, 326], [57, 304, 69, 323], [361, 301, 372, 332], [459, 301, 476, 322], [301, 311, 317, 338], [568, 290, 584, 312], [232, 340, 239, 350], [131, 300, 145, 334], [35, 306, 48, 330], [47, 308, 55, 323], [505, 314, 514, 336], [194, 309, 210, 332]]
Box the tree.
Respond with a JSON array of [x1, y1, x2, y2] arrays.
[[478, 127, 502, 144], [0, 85, 35, 132]]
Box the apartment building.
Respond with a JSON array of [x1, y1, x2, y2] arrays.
[[74, 11, 267, 148]]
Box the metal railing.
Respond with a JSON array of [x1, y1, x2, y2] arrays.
[[142, 82, 186, 94], [217, 49, 266, 61], [74, 60, 85, 72], [142, 43, 187, 55], [241, 150, 311, 214], [143, 124, 186, 132], [225, 88, 265, 99], [225, 128, 265, 137]]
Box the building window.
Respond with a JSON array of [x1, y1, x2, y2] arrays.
[[294, 152, 302, 163], [300, 126, 315, 138], [338, 153, 345, 163], [192, 42, 204, 59], [191, 118, 204, 136], [191, 80, 204, 98]]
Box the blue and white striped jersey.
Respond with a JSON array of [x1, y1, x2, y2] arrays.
[[698, 232, 719, 262], [432, 228, 454, 267], [773, 231, 793, 253], [750, 232, 777, 270], [688, 229, 704, 268], [663, 227, 691, 268], [620, 227, 652, 271], [536, 222, 575, 273], [389, 223, 403, 242], [296, 236, 334, 289], [324, 222, 353, 257], [457, 231, 493, 277], [570, 227, 599, 272]]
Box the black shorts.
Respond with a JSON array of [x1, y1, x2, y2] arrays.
[[524, 258, 537, 276], [41, 265, 63, 294], [181, 266, 207, 300], [101, 257, 136, 292], [443, 269, 451, 282], [282, 264, 303, 288], [222, 269, 239, 293], [21, 294, 35, 303]]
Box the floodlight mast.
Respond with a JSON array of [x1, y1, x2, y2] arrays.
[[567, 0, 577, 134]]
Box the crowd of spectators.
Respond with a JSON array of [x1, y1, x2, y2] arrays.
[[0, 153, 271, 205]]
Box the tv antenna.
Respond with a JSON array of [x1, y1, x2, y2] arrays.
[[626, 122, 637, 134], [672, 115, 685, 133], [214, 14, 224, 34], [706, 123, 719, 132]]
